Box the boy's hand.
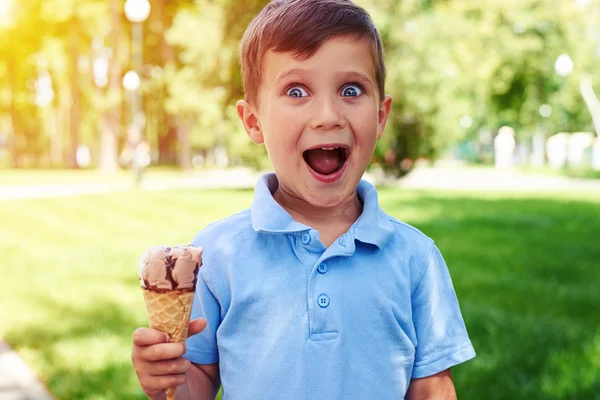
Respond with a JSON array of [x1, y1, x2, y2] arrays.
[[131, 318, 207, 400]]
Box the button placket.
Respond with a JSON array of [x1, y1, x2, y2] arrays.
[[305, 240, 346, 341]]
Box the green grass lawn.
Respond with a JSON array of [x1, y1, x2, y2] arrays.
[[1, 187, 599, 399]]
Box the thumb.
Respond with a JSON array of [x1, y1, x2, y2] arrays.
[[187, 318, 207, 337]]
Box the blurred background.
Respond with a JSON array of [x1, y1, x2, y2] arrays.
[[0, 0, 599, 399], [0, 0, 598, 176]]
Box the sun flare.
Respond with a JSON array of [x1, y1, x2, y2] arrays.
[[0, 0, 12, 27]]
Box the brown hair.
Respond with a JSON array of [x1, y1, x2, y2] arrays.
[[239, 0, 386, 105]]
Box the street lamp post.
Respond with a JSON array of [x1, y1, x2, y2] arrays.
[[533, 104, 552, 168], [554, 53, 573, 170], [124, 0, 151, 184], [554, 53, 574, 132]]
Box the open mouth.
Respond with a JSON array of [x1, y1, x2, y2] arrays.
[[302, 146, 349, 176]]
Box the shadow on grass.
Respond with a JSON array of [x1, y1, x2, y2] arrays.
[[5, 297, 147, 400]]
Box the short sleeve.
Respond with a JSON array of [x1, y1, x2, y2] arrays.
[[183, 271, 220, 364], [411, 243, 475, 378]]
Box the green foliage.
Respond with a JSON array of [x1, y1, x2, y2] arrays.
[[359, 0, 600, 176], [0, 0, 599, 170], [166, 0, 270, 164]]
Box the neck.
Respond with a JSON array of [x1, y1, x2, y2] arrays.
[[273, 186, 363, 231]]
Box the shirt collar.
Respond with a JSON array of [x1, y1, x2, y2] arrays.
[[250, 173, 395, 249], [352, 179, 395, 249], [250, 174, 311, 234]]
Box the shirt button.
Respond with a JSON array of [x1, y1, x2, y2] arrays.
[[301, 232, 311, 245], [318, 294, 330, 308], [317, 263, 328, 274], [338, 235, 346, 247]]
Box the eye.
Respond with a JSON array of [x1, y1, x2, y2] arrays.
[[287, 86, 309, 98], [341, 84, 363, 97]]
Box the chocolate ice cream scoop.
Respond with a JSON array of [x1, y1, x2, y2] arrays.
[[138, 245, 202, 291]]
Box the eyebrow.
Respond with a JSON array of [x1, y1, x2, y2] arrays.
[[274, 69, 314, 85], [275, 69, 374, 87], [339, 72, 373, 87]]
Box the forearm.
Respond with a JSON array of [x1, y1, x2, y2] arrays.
[[176, 364, 220, 400], [405, 388, 457, 400], [405, 369, 457, 400]]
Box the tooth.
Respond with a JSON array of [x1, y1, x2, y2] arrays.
[[321, 147, 335, 151]]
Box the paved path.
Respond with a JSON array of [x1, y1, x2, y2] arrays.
[[390, 166, 600, 192], [1, 167, 599, 203], [0, 168, 261, 202], [0, 340, 53, 400]]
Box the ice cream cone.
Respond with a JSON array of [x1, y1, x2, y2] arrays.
[[143, 289, 195, 400], [138, 245, 202, 400]]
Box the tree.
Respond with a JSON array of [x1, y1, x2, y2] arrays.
[[357, 0, 600, 175], [1, 0, 598, 173], [165, 0, 270, 168], [0, 0, 118, 168], [96, 0, 122, 173], [143, 0, 196, 167], [0, 1, 46, 167]]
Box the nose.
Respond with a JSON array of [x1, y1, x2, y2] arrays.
[[309, 94, 347, 131]]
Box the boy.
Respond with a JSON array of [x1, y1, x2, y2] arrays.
[[131, 0, 475, 399]]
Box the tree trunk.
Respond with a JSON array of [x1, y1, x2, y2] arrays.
[[160, 121, 178, 165], [52, 105, 65, 166], [47, 105, 63, 166], [69, 24, 80, 169], [177, 117, 192, 170], [158, 0, 181, 167], [7, 57, 20, 168], [99, 0, 122, 173]]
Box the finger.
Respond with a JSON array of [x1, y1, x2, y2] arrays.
[[146, 392, 166, 400], [187, 318, 207, 337], [133, 327, 170, 347], [146, 393, 166, 400], [139, 343, 186, 362], [140, 373, 187, 393], [149, 358, 192, 376]]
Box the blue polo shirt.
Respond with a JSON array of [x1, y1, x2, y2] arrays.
[[185, 173, 475, 399]]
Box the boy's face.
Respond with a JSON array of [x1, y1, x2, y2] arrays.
[[237, 36, 392, 210]]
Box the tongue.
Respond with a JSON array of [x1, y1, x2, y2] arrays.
[[304, 149, 342, 175]]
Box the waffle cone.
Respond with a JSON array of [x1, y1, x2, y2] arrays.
[[143, 289, 195, 400]]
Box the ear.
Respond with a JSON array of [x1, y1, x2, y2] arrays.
[[377, 95, 393, 140], [236, 100, 264, 144]]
